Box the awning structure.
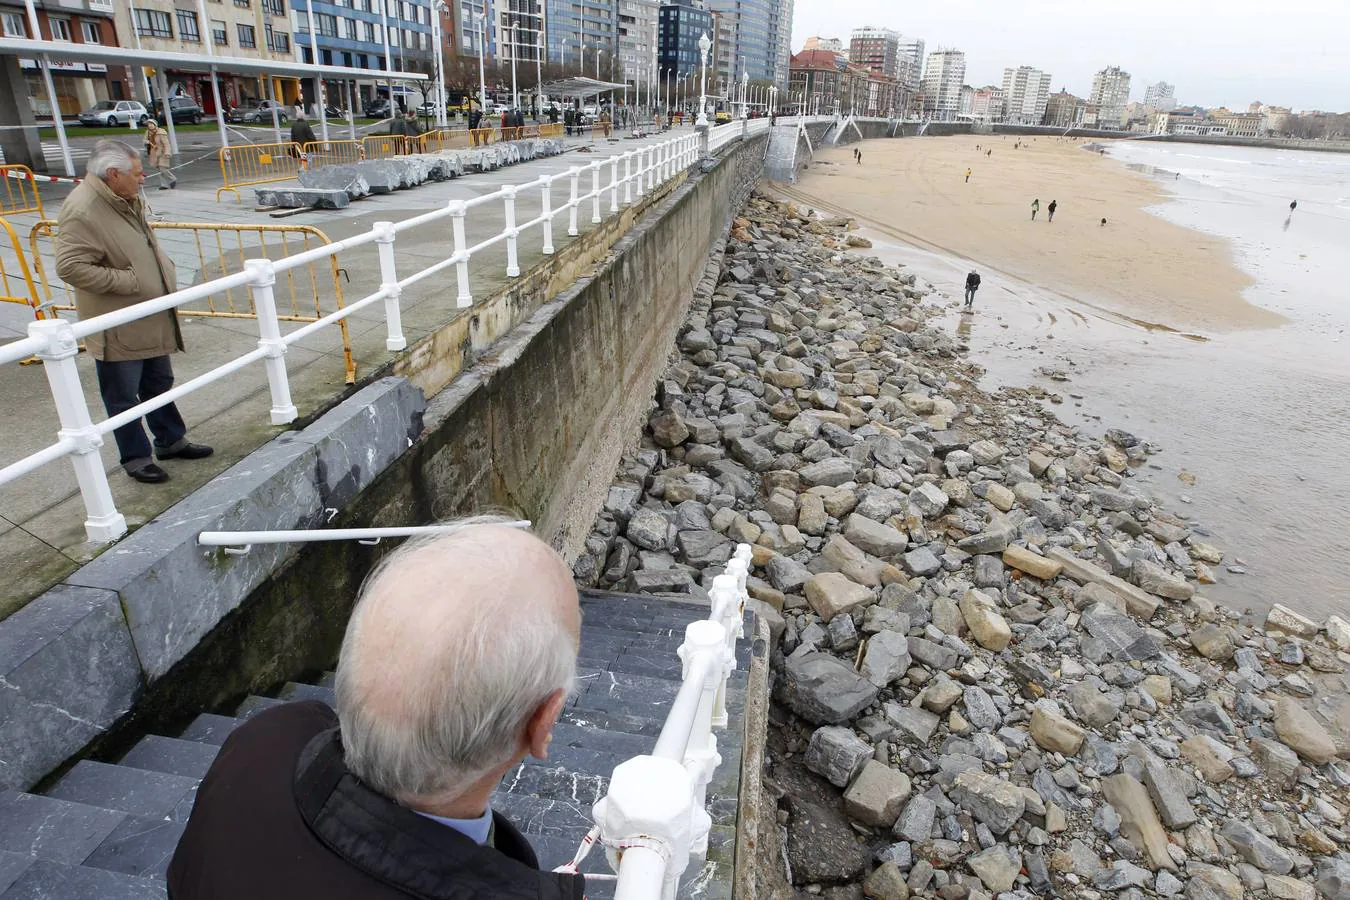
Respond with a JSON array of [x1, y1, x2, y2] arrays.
[[541, 76, 628, 96], [0, 37, 428, 83]]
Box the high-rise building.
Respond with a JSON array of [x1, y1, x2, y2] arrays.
[[1001, 65, 1052, 125], [767, 0, 793, 90], [894, 37, 924, 92], [1143, 80, 1176, 112], [544, 0, 618, 75], [1089, 65, 1131, 129], [920, 48, 964, 120], [658, 1, 714, 79], [706, 0, 785, 86], [618, 0, 659, 87], [849, 26, 900, 80], [496, 0, 545, 66]]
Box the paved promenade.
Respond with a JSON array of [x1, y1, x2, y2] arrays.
[[0, 125, 697, 615]]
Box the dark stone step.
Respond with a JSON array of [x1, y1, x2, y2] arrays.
[[0, 792, 127, 865], [176, 713, 243, 747], [117, 736, 220, 781], [0, 856, 165, 899], [0, 851, 33, 894], [233, 695, 286, 720], [277, 682, 336, 705], [499, 764, 608, 809], [81, 815, 185, 879], [46, 762, 199, 821], [550, 721, 655, 760]]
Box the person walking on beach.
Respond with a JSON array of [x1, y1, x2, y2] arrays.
[[1047, 200, 1057, 222], [965, 168, 972, 183], [1031, 198, 1040, 221], [964, 270, 981, 309], [143, 121, 175, 190]]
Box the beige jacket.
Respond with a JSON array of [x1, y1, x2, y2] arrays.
[[145, 127, 172, 168], [54, 175, 182, 361]]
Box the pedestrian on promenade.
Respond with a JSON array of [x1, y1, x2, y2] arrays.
[[964, 270, 981, 308], [289, 112, 317, 158], [1031, 198, 1040, 221], [965, 168, 972, 183], [143, 121, 175, 190], [54, 141, 213, 484], [1100, 217, 1108, 227], [168, 518, 586, 900], [1047, 199, 1058, 222]]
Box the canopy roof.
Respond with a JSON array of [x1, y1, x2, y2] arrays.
[[541, 76, 628, 96], [0, 38, 428, 82]]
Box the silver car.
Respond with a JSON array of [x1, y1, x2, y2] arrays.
[[78, 100, 150, 127]]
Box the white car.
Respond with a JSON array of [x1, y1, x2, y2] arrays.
[[78, 100, 149, 128]]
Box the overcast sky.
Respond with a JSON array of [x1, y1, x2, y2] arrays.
[[791, 0, 1349, 112]]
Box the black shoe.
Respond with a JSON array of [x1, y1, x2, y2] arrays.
[[157, 442, 214, 461], [158, 185, 169, 190], [129, 464, 169, 484]]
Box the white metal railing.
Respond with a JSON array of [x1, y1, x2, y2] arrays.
[[552, 543, 752, 898], [0, 130, 704, 543]]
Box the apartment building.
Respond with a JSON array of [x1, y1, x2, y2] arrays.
[[970, 85, 1005, 123], [1143, 80, 1175, 112], [617, 0, 657, 87], [1001, 65, 1051, 125], [706, 0, 774, 85], [789, 46, 897, 117], [849, 26, 899, 80], [1088, 65, 1130, 129], [920, 48, 964, 120], [658, 1, 714, 79], [894, 36, 923, 92], [1043, 88, 1085, 128], [544, 0, 617, 74], [290, 0, 437, 110], [0, 0, 123, 115]]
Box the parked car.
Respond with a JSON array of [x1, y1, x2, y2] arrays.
[[152, 97, 204, 125], [363, 98, 392, 118], [78, 100, 149, 128], [227, 100, 290, 124]]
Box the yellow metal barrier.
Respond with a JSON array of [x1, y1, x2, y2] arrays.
[[28, 220, 357, 384], [362, 134, 413, 160], [0, 215, 40, 316], [0, 165, 46, 218], [216, 142, 305, 202], [538, 123, 563, 139], [303, 139, 364, 168]]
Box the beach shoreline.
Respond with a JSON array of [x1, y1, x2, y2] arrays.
[[789, 135, 1286, 334]]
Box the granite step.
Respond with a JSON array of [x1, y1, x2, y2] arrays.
[[81, 815, 185, 880], [46, 762, 198, 822], [176, 713, 244, 747], [116, 736, 220, 781], [0, 792, 128, 865], [0, 856, 165, 899]]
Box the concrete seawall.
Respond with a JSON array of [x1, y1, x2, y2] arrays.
[[0, 131, 771, 791]]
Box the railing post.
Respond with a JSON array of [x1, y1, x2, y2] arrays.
[[624, 152, 634, 205], [567, 166, 580, 237], [449, 200, 472, 308], [503, 186, 520, 277], [635, 150, 646, 198], [29, 319, 126, 542], [678, 620, 725, 855], [596, 756, 696, 900], [591, 164, 601, 224], [697, 122, 710, 161], [372, 222, 407, 351], [540, 177, 555, 255], [244, 258, 298, 425], [609, 155, 620, 212]]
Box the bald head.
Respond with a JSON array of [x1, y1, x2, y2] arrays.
[[335, 519, 579, 803]]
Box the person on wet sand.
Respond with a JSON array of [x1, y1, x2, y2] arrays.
[[1047, 200, 1057, 222], [964, 270, 981, 309], [1100, 217, 1107, 227], [1031, 198, 1040, 221], [965, 168, 972, 183]]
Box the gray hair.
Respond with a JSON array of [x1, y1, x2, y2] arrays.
[[334, 515, 578, 801], [87, 140, 139, 179]]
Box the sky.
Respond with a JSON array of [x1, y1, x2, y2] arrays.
[[790, 0, 1350, 112]]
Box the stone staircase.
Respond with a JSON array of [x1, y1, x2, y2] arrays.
[[0, 590, 750, 899]]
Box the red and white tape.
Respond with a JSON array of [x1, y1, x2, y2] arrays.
[[4, 168, 81, 185]]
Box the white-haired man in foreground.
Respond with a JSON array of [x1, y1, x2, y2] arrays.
[[168, 518, 585, 900]]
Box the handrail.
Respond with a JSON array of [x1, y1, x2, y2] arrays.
[[0, 130, 704, 543]]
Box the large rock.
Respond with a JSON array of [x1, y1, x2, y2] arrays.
[[649, 410, 689, 447], [884, 702, 940, 745], [1265, 603, 1320, 638], [766, 554, 812, 593], [800, 457, 857, 487], [908, 482, 949, 518], [1141, 761, 1197, 829], [862, 630, 911, 687], [1131, 559, 1194, 600], [967, 845, 1021, 893], [843, 760, 912, 828], [778, 652, 879, 725], [901, 546, 941, 577], [805, 573, 874, 622], [1002, 545, 1063, 580], [958, 590, 1012, 652], [951, 771, 1025, 834], [1030, 704, 1085, 755], [1081, 603, 1162, 661], [626, 507, 670, 551], [1185, 863, 1244, 899], [1188, 623, 1235, 661], [254, 186, 351, 209], [891, 793, 937, 842], [805, 726, 873, 787], [1101, 774, 1175, 871], [675, 529, 733, 567], [297, 163, 370, 197], [1218, 820, 1294, 874], [843, 514, 908, 558], [1273, 697, 1337, 764]]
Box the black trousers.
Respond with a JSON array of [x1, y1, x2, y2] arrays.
[[94, 355, 187, 471]]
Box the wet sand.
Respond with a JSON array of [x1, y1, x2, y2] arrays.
[[791, 136, 1286, 334]]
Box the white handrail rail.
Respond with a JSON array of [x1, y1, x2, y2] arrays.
[[0, 130, 705, 543]]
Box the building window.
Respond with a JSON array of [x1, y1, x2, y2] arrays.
[[1, 11, 27, 37], [233, 0, 250, 8], [81, 20, 102, 42], [176, 10, 201, 42], [211, 19, 228, 44], [265, 25, 290, 52], [363, 20, 377, 42], [134, 8, 174, 38], [315, 12, 336, 36], [262, 0, 286, 15], [48, 17, 72, 41], [237, 22, 256, 47]]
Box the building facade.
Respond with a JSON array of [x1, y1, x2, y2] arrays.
[[789, 47, 895, 117], [920, 48, 964, 120], [800, 35, 840, 53], [0, 0, 123, 116], [658, 1, 713, 79], [849, 26, 899, 80], [894, 36, 923, 93], [544, 0, 617, 75], [766, 0, 791, 90], [1088, 65, 1130, 129], [1043, 89, 1085, 128], [970, 85, 1005, 123], [1001, 65, 1051, 125], [1143, 80, 1175, 112], [705, 0, 773, 85], [617, 0, 657, 90], [290, 0, 436, 110]]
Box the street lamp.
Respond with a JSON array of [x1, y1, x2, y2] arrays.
[[697, 31, 710, 127], [741, 70, 749, 120], [510, 23, 519, 111], [476, 12, 488, 116]]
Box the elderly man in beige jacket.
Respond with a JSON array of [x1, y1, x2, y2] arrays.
[[55, 140, 212, 484]]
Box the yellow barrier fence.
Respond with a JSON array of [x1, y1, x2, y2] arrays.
[[0, 216, 39, 316], [537, 123, 564, 139], [302, 139, 364, 168], [217, 142, 305, 202], [0, 165, 46, 217], [362, 134, 413, 160], [28, 220, 357, 384]]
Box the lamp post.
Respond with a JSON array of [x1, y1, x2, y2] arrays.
[[741, 70, 748, 120], [476, 11, 488, 116], [510, 23, 519, 111], [770, 84, 777, 118], [535, 26, 543, 118], [697, 31, 710, 127], [431, 0, 448, 128]]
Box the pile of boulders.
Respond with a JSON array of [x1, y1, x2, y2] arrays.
[[574, 190, 1350, 898]]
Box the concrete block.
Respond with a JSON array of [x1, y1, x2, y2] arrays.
[[0, 585, 143, 791], [67, 437, 324, 681], [297, 164, 370, 197], [285, 377, 424, 510], [253, 187, 350, 209], [353, 160, 402, 192]]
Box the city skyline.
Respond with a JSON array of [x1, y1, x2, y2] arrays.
[[789, 0, 1349, 112]]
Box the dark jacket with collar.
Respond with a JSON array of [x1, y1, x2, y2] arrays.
[[167, 701, 586, 900]]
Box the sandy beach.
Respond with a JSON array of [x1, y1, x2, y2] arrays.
[[786, 135, 1286, 333]]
